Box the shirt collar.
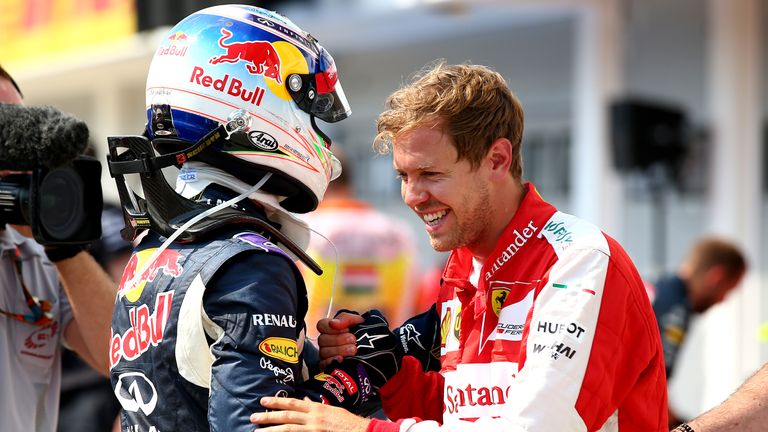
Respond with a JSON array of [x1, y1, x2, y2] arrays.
[[0, 226, 22, 252], [0, 225, 46, 258]]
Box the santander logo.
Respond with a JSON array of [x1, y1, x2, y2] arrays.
[[442, 362, 518, 420]]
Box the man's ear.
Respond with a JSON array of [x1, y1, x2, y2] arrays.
[[486, 138, 513, 178], [705, 265, 727, 287]]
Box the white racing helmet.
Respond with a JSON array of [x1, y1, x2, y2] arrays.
[[145, 4, 350, 213]]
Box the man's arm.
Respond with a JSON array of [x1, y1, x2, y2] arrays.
[[684, 363, 768, 432], [497, 245, 666, 430], [58, 250, 117, 375], [204, 251, 303, 431], [253, 397, 524, 432]]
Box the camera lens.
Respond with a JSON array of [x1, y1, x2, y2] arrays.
[[38, 168, 85, 240], [0, 174, 31, 226]]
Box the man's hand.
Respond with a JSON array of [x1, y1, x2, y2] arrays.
[[251, 396, 370, 432], [9, 224, 33, 238], [318, 310, 402, 389], [317, 311, 364, 369]]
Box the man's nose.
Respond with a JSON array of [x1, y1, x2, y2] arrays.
[[402, 180, 428, 207]]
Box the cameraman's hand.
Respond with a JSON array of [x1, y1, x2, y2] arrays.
[[9, 224, 33, 238], [7, 225, 85, 262], [317, 311, 364, 369]]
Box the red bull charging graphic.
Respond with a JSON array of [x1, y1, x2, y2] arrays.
[[210, 28, 282, 84], [118, 248, 184, 302]]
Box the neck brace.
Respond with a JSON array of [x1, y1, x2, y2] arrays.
[[175, 161, 312, 255]]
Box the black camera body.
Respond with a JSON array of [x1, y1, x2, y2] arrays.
[[0, 156, 102, 245]]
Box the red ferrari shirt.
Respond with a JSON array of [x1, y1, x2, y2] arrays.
[[372, 184, 667, 432]]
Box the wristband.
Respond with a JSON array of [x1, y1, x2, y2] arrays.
[[45, 245, 87, 262], [673, 423, 695, 432]]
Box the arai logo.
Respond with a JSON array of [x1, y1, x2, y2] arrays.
[[248, 130, 278, 151]]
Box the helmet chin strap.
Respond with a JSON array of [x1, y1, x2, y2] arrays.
[[118, 173, 272, 300]]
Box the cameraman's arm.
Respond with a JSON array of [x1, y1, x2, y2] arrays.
[[57, 251, 116, 375]]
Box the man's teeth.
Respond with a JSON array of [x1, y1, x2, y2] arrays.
[[423, 210, 447, 225]]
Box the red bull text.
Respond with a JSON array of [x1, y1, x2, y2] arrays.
[[190, 66, 266, 106], [110, 291, 174, 369]]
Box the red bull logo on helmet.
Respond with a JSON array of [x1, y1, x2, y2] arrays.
[[209, 28, 282, 84], [158, 31, 189, 57], [168, 31, 188, 41], [118, 249, 184, 302]]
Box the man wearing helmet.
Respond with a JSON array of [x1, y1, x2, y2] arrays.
[[107, 5, 364, 432]]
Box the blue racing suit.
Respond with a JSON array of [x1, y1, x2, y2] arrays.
[[109, 196, 366, 431]]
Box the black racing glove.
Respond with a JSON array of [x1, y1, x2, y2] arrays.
[[342, 309, 403, 390], [393, 304, 442, 373]]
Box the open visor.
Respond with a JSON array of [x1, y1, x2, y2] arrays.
[[287, 48, 351, 124]]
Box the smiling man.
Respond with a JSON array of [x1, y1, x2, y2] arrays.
[[252, 62, 668, 432]]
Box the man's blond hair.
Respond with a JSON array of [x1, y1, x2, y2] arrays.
[[374, 61, 525, 181]]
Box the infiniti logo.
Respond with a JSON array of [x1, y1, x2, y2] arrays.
[[114, 371, 158, 415]]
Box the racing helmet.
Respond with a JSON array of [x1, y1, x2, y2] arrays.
[[145, 5, 350, 213]]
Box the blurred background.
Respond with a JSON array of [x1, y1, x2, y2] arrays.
[[1, 0, 766, 421]]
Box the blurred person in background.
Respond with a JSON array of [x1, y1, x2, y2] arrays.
[[252, 62, 668, 431], [301, 148, 421, 338], [0, 64, 116, 432], [651, 237, 747, 428], [413, 256, 448, 315], [58, 204, 130, 432]]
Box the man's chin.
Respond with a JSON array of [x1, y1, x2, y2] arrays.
[[428, 236, 455, 253]]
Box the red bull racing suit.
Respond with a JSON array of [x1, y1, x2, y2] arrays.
[[369, 184, 668, 431], [109, 198, 372, 431]]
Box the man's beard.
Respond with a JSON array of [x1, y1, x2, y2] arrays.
[[429, 182, 491, 253]]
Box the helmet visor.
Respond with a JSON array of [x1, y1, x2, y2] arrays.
[[311, 78, 351, 123], [288, 48, 351, 124]]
